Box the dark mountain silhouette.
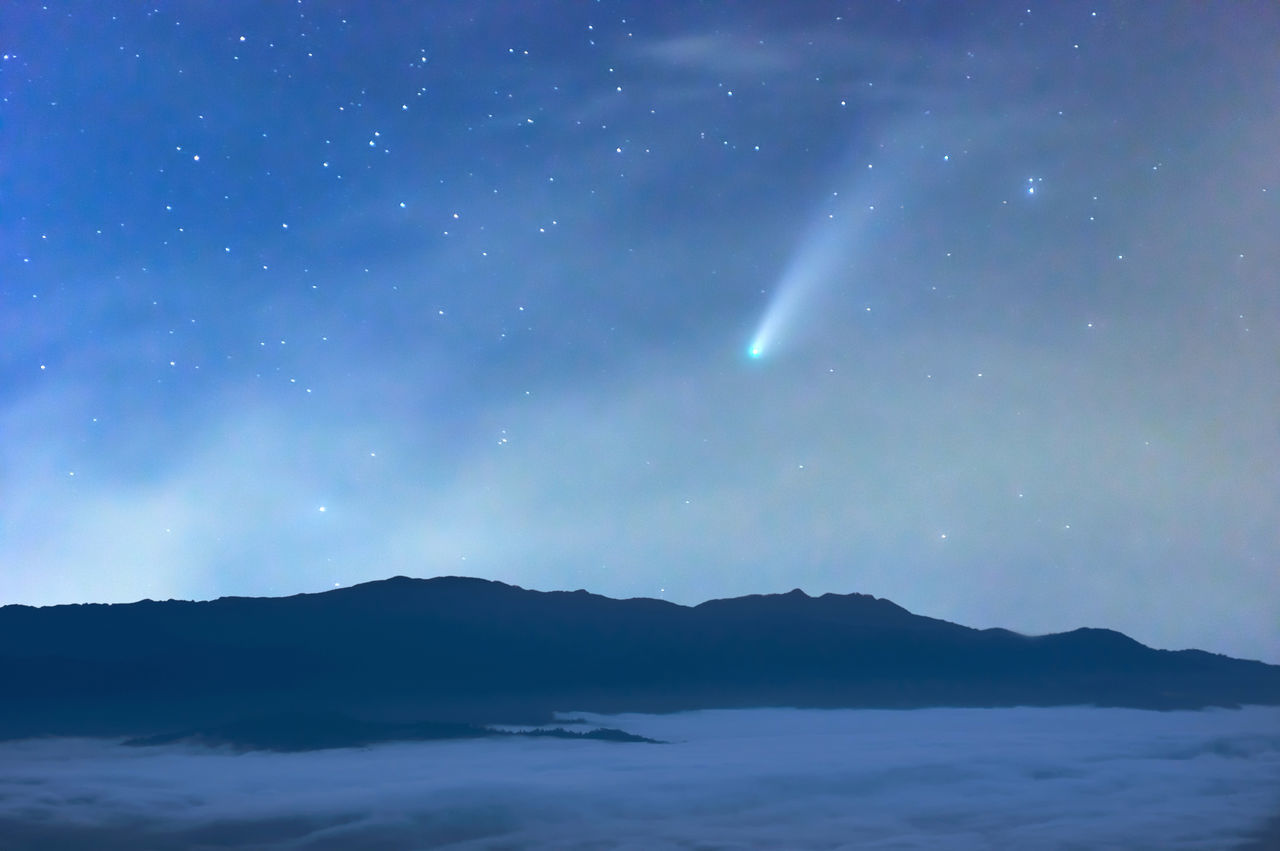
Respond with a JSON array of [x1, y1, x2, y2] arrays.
[[2, 576, 1277, 748], [120, 712, 658, 751]]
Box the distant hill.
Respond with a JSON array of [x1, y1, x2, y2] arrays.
[[120, 712, 659, 751], [1, 576, 1277, 747]]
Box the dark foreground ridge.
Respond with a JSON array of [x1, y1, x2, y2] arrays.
[[122, 712, 659, 751], [2, 576, 1278, 747]]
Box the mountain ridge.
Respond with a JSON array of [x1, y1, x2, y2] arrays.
[[2, 575, 1277, 747]]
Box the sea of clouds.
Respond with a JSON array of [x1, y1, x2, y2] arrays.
[[1, 706, 1277, 849]]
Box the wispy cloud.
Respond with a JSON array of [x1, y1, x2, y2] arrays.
[[639, 33, 799, 77]]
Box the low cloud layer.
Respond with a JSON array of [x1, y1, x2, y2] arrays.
[[1, 707, 1277, 849]]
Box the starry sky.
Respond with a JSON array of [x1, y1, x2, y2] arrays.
[[3, 1, 1278, 663]]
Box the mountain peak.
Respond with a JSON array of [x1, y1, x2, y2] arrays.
[[339, 574, 520, 596]]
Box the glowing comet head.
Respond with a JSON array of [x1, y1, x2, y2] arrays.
[[748, 343, 764, 359]]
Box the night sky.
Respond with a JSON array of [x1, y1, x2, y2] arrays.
[[3, 2, 1277, 663]]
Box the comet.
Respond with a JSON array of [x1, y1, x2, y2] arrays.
[[747, 172, 881, 360]]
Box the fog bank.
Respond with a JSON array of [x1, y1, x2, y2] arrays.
[[1, 706, 1277, 849]]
